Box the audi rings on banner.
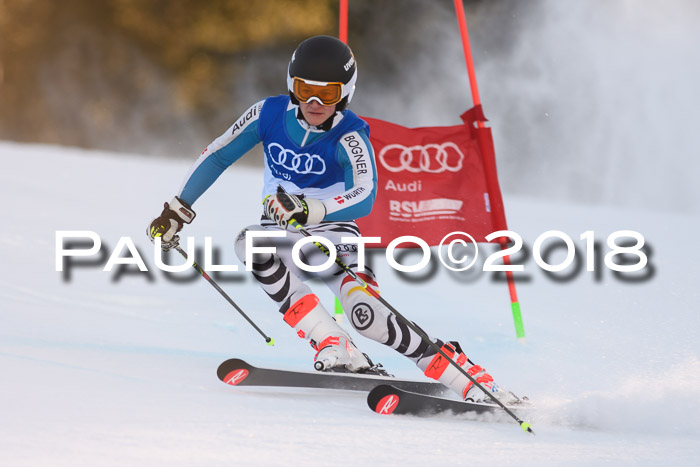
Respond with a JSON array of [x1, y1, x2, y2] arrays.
[[267, 142, 327, 175], [378, 142, 465, 173]]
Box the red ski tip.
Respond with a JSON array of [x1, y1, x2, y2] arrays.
[[375, 394, 400, 415], [224, 369, 249, 385]]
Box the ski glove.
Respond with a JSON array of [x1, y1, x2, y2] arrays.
[[148, 196, 196, 250], [263, 191, 326, 229]]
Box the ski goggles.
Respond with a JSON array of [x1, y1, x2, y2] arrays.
[[292, 77, 344, 106]]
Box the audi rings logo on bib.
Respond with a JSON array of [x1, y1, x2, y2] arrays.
[[378, 142, 465, 173], [267, 143, 326, 175]]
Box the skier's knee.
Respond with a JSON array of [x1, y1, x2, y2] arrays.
[[234, 224, 273, 264]]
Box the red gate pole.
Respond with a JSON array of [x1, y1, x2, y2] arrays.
[[453, 0, 526, 340], [339, 0, 348, 43], [454, 0, 482, 122]]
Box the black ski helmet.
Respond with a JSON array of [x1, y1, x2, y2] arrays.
[[287, 35, 357, 111]]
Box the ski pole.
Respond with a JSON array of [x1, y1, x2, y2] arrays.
[[289, 220, 533, 434], [174, 245, 275, 346]]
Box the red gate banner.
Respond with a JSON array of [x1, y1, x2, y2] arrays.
[[357, 108, 508, 247]]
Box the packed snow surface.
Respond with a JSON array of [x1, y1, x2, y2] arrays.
[[2, 142, 699, 466]]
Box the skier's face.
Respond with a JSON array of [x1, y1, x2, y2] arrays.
[[299, 100, 335, 127]]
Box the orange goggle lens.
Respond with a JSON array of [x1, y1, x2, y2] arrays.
[[292, 77, 343, 106]]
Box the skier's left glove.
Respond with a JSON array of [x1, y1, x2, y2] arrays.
[[263, 191, 326, 229], [148, 196, 196, 250]]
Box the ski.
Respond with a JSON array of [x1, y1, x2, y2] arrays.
[[367, 384, 527, 417], [217, 358, 450, 396]]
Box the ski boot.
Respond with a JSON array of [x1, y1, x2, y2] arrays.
[[283, 293, 375, 373], [423, 342, 521, 405]]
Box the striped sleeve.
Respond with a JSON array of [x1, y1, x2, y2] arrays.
[[322, 129, 378, 221], [177, 100, 265, 205]]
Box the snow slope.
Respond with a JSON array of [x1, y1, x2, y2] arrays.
[[1, 141, 699, 466]]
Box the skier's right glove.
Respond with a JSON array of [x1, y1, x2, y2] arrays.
[[148, 196, 196, 251], [263, 191, 325, 229]]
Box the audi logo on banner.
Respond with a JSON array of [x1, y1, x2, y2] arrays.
[[267, 142, 326, 175], [378, 142, 465, 173]]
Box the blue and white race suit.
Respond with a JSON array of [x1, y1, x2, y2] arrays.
[[178, 95, 376, 222]]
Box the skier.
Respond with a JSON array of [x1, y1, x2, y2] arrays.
[[148, 35, 517, 404]]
